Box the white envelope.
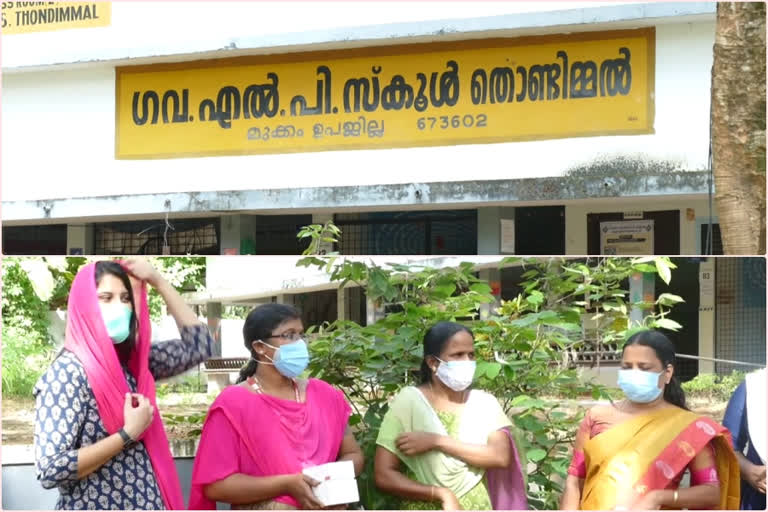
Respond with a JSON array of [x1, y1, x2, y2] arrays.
[[302, 460, 360, 507]]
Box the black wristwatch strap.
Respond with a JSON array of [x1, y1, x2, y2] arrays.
[[118, 428, 136, 448]]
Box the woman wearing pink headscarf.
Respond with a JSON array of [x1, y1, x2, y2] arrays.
[[33, 258, 213, 510]]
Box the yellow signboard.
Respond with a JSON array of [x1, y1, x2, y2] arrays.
[[1, 2, 110, 35], [116, 28, 655, 160]]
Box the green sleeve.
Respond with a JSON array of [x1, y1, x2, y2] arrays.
[[376, 407, 404, 454]]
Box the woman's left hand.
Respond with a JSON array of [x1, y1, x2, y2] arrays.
[[396, 432, 441, 456], [630, 491, 662, 510], [123, 258, 162, 286]]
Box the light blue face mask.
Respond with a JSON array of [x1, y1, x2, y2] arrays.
[[101, 303, 132, 344], [617, 368, 664, 403], [259, 339, 310, 378]]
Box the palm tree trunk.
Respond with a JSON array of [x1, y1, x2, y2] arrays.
[[711, 1, 766, 254]]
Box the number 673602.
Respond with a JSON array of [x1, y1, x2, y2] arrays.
[[417, 114, 487, 131]]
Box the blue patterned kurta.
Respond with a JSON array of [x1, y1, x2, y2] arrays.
[[33, 324, 213, 510]]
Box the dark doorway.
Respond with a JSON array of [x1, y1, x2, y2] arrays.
[[2, 225, 68, 255], [253, 215, 313, 255], [700, 223, 724, 255], [587, 210, 680, 255], [334, 210, 477, 255], [515, 206, 566, 255], [656, 258, 701, 382]]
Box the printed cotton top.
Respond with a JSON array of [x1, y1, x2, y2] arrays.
[[33, 324, 213, 510]]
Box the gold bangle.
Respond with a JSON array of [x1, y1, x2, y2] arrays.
[[673, 490, 679, 505]]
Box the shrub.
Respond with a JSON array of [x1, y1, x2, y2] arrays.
[[682, 371, 746, 401]]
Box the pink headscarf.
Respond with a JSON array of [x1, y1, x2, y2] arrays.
[[64, 262, 184, 510]]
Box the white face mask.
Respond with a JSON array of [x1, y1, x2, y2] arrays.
[[435, 358, 476, 391]]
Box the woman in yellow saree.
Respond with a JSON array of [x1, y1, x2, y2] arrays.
[[560, 330, 740, 510]]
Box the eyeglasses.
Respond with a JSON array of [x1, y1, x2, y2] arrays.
[[267, 331, 304, 342]]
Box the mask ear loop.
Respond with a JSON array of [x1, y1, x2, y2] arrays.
[[254, 340, 277, 365]]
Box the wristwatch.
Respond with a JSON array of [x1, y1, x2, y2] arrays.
[[118, 428, 137, 449]]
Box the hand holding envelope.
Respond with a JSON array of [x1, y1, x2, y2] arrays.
[[301, 460, 360, 507]]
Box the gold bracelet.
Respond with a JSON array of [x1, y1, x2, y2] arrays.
[[673, 490, 679, 505]]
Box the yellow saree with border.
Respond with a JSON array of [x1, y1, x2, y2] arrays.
[[580, 407, 740, 510]]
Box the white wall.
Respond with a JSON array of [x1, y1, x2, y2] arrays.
[[0, 2, 634, 68], [1, 20, 715, 202]]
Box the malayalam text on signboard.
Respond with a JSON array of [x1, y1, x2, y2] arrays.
[[1, 2, 110, 35], [115, 28, 655, 159]]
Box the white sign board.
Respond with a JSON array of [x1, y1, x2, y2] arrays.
[[600, 220, 654, 255], [500, 219, 515, 253]]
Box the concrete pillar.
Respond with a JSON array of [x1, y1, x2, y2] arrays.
[[337, 287, 347, 321], [66, 224, 94, 255], [564, 205, 588, 255], [478, 268, 502, 319], [697, 258, 716, 374], [629, 272, 655, 325], [366, 297, 385, 326], [312, 212, 335, 255], [477, 207, 515, 255], [220, 215, 257, 255], [205, 301, 230, 393], [206, 302, 223, 357], [275, 294, 294, 305]]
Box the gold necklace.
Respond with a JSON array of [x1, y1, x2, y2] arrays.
[[252, 375, 300, 402]]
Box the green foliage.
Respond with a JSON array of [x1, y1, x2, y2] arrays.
[[682, 371, 746, 401], [155, 372, 207, 398], [299, 255, 681, 510], [1, 258, 52, 339], [1, 324, 56, 397], [298, 221, 342, 256], [2, 258, 57, 396], [147, 257, 206, 322]]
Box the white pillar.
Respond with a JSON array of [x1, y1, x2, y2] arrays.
[[697, 258, 716, 374], [66, 224, 93, 255], [220, 215, 257, 255], [478, 268, 502, 319], [337, 287, 347, 321]]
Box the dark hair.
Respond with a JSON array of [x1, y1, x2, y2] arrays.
[[94, 261, 138, 364], [623, 329, 688, 410], [236, 303, 301, 383], [420, 321, 474, 384]]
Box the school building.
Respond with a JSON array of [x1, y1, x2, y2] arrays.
[[191, 256, 765, 389], [1, 2, 724, 256]]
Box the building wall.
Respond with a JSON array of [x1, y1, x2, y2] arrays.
[[2, 18, 715, 207], [564, 196, 718, 254]]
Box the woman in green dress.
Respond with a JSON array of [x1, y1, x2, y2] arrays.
[[374, 322, 528, 510]]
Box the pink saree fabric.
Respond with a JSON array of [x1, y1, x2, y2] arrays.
[[63, 262, 184, 509], [189, 379, 351, 509], [486, 428, 529, 510]]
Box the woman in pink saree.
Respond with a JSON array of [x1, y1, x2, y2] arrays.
[[190, 303, 364, 509]]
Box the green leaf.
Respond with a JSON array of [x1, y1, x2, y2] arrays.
[[654, 318, 683, 331], [655, 259, 672, 285], [527, 449, 547, 462], [484, 362, 502, 379], [469, 283, 492, 295], [656, 293, 685, 305]]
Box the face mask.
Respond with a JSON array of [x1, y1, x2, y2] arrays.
[[617, 368, 664, 403], [259, 339, 309, 378], [101, 303, 132, 344], [435, 358, 476, 392]]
